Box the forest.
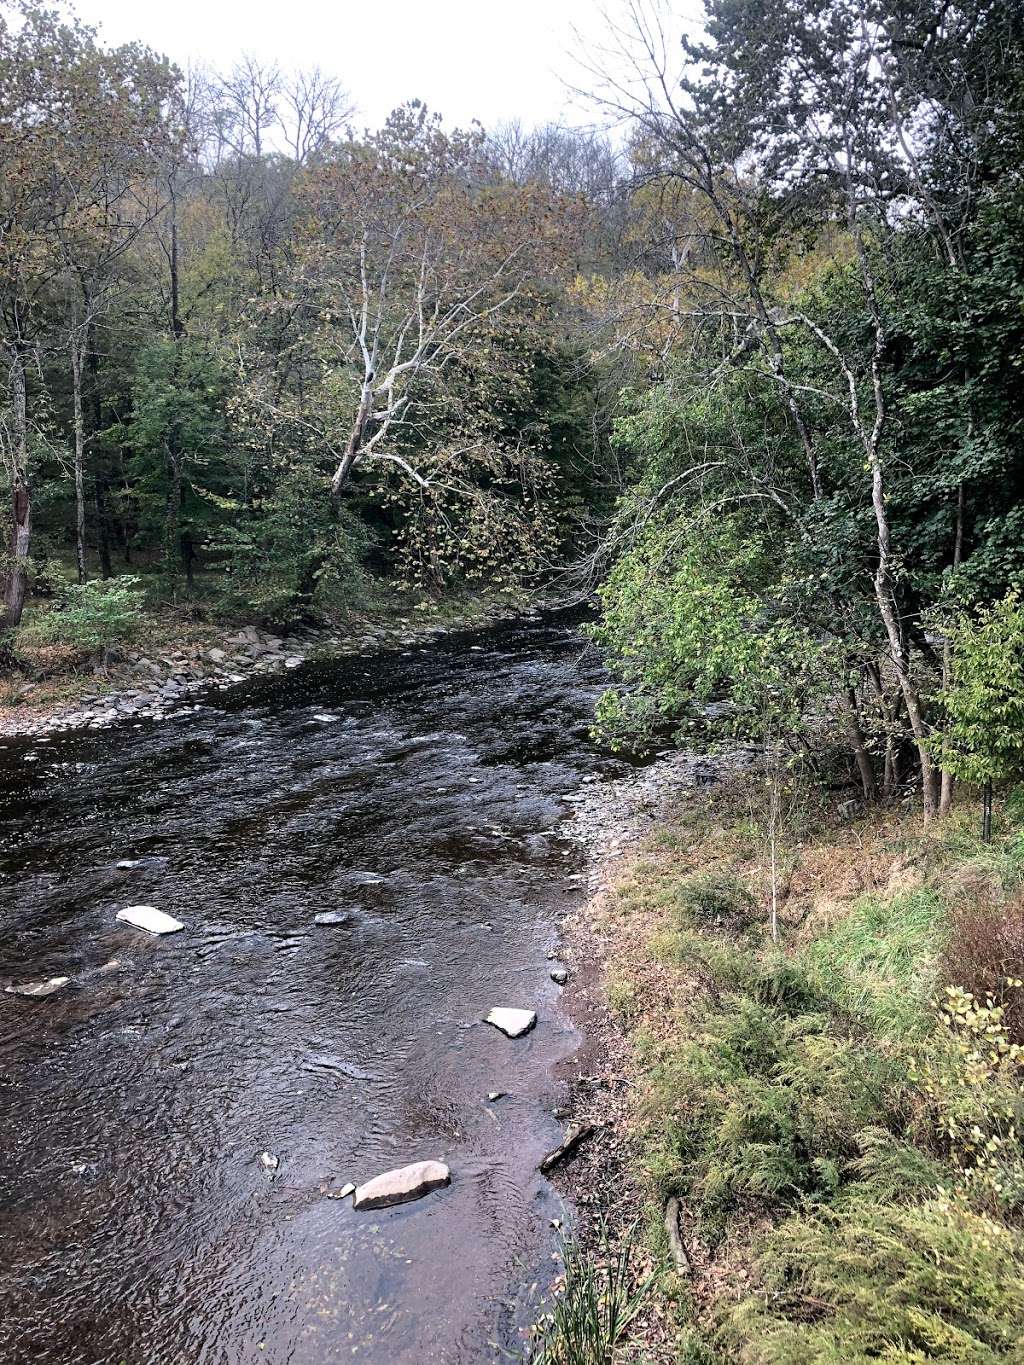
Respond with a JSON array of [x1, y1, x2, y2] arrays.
[[5, 0, 1024, 1361], [2, 0, 1024, 819]]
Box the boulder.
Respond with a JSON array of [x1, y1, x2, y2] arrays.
[[5, 976, 70, 998], [206, 647, 227, 665], [352, 1160, 450, 1210], [485, 1007, 537, 1038], [314, 911, 348, 926], [116, 906, 184, 935], [550, 968, 569, 986]]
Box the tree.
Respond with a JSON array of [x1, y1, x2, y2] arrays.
[[936, 593, 1024, 841]]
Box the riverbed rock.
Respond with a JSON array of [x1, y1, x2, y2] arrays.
[[485, 1007, 537, 1038], [550, 968, 569, 986], [116, 906, 184, 935], [352, 1160, 451, 1210], [314, 911, 348, 926], [258, 1151, 279, 1172], [5, 975, 70, 998]]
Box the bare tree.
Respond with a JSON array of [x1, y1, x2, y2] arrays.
[[282, 68, 353, 163]]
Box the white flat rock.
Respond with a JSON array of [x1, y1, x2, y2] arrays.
[[353, 1160, 450, 1210], [485, 1007, 537, 1039], [314, 911, 348, 926], [117, 906, 184, 935], [5, 976, 70, 998], [313, 714, 340, 723]]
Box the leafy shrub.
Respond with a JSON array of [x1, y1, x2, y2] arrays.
[[939, 898, 1024, 1043], [910, 984, 1024, 1214], [676, 871, 757, 935], [728, 1196, 1024, 1363], [19, 576, 146, 655]]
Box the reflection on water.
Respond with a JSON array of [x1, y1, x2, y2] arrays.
[[0, 612, 629, 1364]]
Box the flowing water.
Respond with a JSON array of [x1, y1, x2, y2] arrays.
[[0, 611, 632, 1365]]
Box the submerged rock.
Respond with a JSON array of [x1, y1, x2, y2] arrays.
[[352, 1160, 451, 1210], [258, 1151, 279, 1172], [5, 976, 70, 998], [485, 1007, 537, 1038], [116, 906, 184, 935]]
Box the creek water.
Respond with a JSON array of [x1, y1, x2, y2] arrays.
[[0, 611, 633, 1364]]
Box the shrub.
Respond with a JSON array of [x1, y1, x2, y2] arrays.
[[910, 984, 1024, 1214], [19, 575, 146, 655], [645, 995, 902, 1226], [939, 898, 1024, 1044], [676, 871, 757, 935], [728, 1196, 1024, 1363]]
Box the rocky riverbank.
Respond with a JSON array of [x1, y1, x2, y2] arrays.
[[535, 743, 758, 1357], [0, 597, 559, 741]]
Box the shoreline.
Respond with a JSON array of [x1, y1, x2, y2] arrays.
[[543, 746, 757, 1357], [0, 593, 572, 742]]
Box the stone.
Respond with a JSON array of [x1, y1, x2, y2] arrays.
[[284, 656, 303, 669], [206, 647, 227, 664], [258, 1151, 279, 1172], [313, 714, 340, 723], [5, 976, 70, 998], [486, 1091, 507, 1102], [550, 968, 569, 986], [314, 911, 348, 926], [116, 906, 184, 935], [485, 1007, 537, 1038], [352, 1160, 451, 1210]]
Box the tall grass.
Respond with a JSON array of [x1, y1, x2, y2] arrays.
[[529, 1225, 653, 1364]]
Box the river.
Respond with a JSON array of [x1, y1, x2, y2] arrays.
[[0, 610, 632, 1364]]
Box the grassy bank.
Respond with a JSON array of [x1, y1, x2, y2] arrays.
[[547, 776, 1024, 1363]]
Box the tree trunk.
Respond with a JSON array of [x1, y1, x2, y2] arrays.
[[844, 683, 877, 803], [1, 348, 31, 632], [71, 329, 88, 584], [982, 777, 993, 843], [87, 338, 113, 579], [939, 480, 966, 817], [331, 380, 373, 495]]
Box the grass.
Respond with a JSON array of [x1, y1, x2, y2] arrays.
[[528, 1225, 654, 1364], [559, 779, 1024, 1362]]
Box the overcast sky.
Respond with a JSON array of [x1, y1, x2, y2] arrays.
[[70, 0, 701, 133]]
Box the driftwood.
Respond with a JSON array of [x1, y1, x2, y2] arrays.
[[539, 1123, 597, 1174], [664, 1196, 692, 1275]]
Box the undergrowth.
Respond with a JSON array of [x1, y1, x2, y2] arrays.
[[565, 783, 1024, 1362]]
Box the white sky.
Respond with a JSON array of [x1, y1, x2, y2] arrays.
[[71, 0, 662, 132]]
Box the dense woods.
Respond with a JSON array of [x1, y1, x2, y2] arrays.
[[0, 4, 618, 631], [4, 0, 1024, 828]]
